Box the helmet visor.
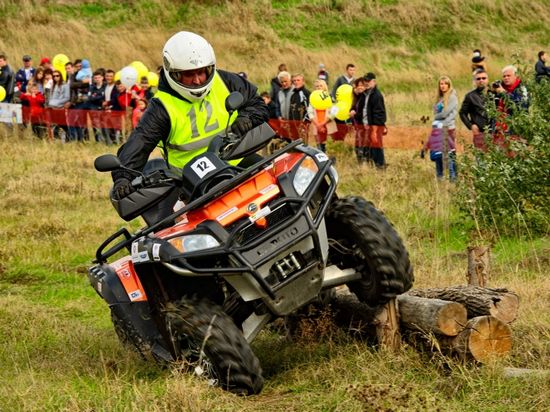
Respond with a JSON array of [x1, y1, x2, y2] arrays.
[[169, 65, 215, 90]]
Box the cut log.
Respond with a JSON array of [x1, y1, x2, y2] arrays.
[[440, 315, 512, 363], [397, 295, 467, 336], [409, 286, 519, 324], [375, 298, 401, 351], [467, 246, 491, 286]]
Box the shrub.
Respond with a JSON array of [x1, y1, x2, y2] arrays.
[[456, 77, 550, 236]]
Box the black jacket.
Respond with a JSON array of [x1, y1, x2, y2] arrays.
[[288, 87, 310, 121], [459, 87, 495, 131], [365, 86, 386, 126], [0, 63, 15, 102], [535, 59, 550, 82], [114, 69, 268, 181]]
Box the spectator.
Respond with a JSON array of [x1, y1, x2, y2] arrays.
[[46, 69, 70, 141], [534, 51, 550, 83], [317, 63, 329, 86], [19, 82, 46, 137], [102, 69, 119, 144], [307, 79, 334, 153], [260, 91, 277, 119], [422, 121, 457, 181], [331, 63, 355, 99], [274, 71, 293, 118], [459, 69, 495, 150], [433, 75, 458, 155], [274, 71, 294, 141], [350, 77, 369, 163], [42, 69, 54, 104], [289, 73, 311, 140], [67, 58, 91, 141], [270, 63, 287, 100], [132, 98, 148, 128], [471, 49, 487, 74], [363, 72, 387, 169], [492, 65, 529, 141], [131, 76, 154, 105], [85, 70, 107, 143], [39, 57, 53, 72], [15, 54, 35, 94], [30, 67, 46, 94], [0, 52, 15, 102]]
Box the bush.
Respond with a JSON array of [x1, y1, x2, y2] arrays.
[[456, 77, 550, 236]]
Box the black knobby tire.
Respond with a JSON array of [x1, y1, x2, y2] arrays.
[[326, 196, 414, 306], [111, 310, 154, 361], [164, 297, 264, 395]]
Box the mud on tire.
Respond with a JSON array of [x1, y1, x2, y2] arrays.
[[164, 297, 264, 395], [326, 196, 414, 306]]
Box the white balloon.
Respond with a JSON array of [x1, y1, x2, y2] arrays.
[[120, 66, 138, 88]]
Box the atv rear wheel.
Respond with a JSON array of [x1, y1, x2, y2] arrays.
[[164, 297, 264, 395], [326, 196, 413, 306]]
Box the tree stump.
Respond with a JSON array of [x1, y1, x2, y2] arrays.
[[440, 316, 512, 362], [409, 286, 519, 324], [374, 298, 401, 351], [467, 246, 491, 286], [397, 295, 467, 336]]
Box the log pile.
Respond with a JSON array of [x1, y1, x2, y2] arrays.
[[330, 285, 518, 363]]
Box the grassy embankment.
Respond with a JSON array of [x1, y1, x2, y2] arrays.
[[0, 1, 549, 411], [1, 0, 549, 124]]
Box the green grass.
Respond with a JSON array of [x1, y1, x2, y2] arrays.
[[0, 130, 548, 410]]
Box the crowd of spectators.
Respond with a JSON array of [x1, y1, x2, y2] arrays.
[[0, 53, 160, 144], [0, 49, 547, 175]]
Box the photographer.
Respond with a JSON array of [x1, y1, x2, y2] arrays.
[[459, 69, 496, 151], [493, 65, 529, 136]]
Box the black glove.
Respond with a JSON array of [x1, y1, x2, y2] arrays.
[[231, 116, 253, 136], [112, 178, 134, 200]]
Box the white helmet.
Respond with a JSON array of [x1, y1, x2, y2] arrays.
[[162, 31, 216, 101]]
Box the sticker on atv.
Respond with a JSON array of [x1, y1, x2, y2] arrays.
[[128, 289, 143, 301], [249, 205, 272, 223], [190, 156, 217, 179], [315, 152, 329, 162]]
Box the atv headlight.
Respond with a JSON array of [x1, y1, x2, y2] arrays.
[[293, 156, 319, 196], [168, 234, 220, 253]]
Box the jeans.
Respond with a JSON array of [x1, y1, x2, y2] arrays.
[[430, 151, 457, 181]]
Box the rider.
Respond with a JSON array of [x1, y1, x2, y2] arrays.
[[111, 31, 269, 200]]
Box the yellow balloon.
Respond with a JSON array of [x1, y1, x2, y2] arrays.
[[335, 101, 351, 121], [53, 62, 67, 81], [310, 90, 332, 110], [0, 86, 6, 102], [147, 71, 159, 87], [130, 61, 148, 81], [115, 71, 121, 82], [336, 84, 353, 104], [52, 54, 70, 69]]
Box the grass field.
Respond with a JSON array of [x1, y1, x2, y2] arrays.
[[0, 129, 548, 411], [1, 1, 549, 409]]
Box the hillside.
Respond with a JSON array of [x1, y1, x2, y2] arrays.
[[1, 0, 549, 123]]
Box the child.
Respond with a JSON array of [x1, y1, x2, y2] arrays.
[[422, 121, 457, 181], [132, 98, 148, 128], [260, 91, 277, 119]]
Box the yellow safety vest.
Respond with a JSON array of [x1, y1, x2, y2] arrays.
[[155, 72, 239, 168]]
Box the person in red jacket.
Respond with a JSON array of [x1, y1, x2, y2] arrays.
[[19, 82, 46, 137]]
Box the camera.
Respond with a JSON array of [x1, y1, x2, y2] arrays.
[[492, 80, 502, 89]]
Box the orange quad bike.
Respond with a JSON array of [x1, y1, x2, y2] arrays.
[[89, 92, 413, 395]]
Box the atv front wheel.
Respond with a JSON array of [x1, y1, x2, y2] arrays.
[[326, 196, 413, 306], [164, 297, 264, 395]]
